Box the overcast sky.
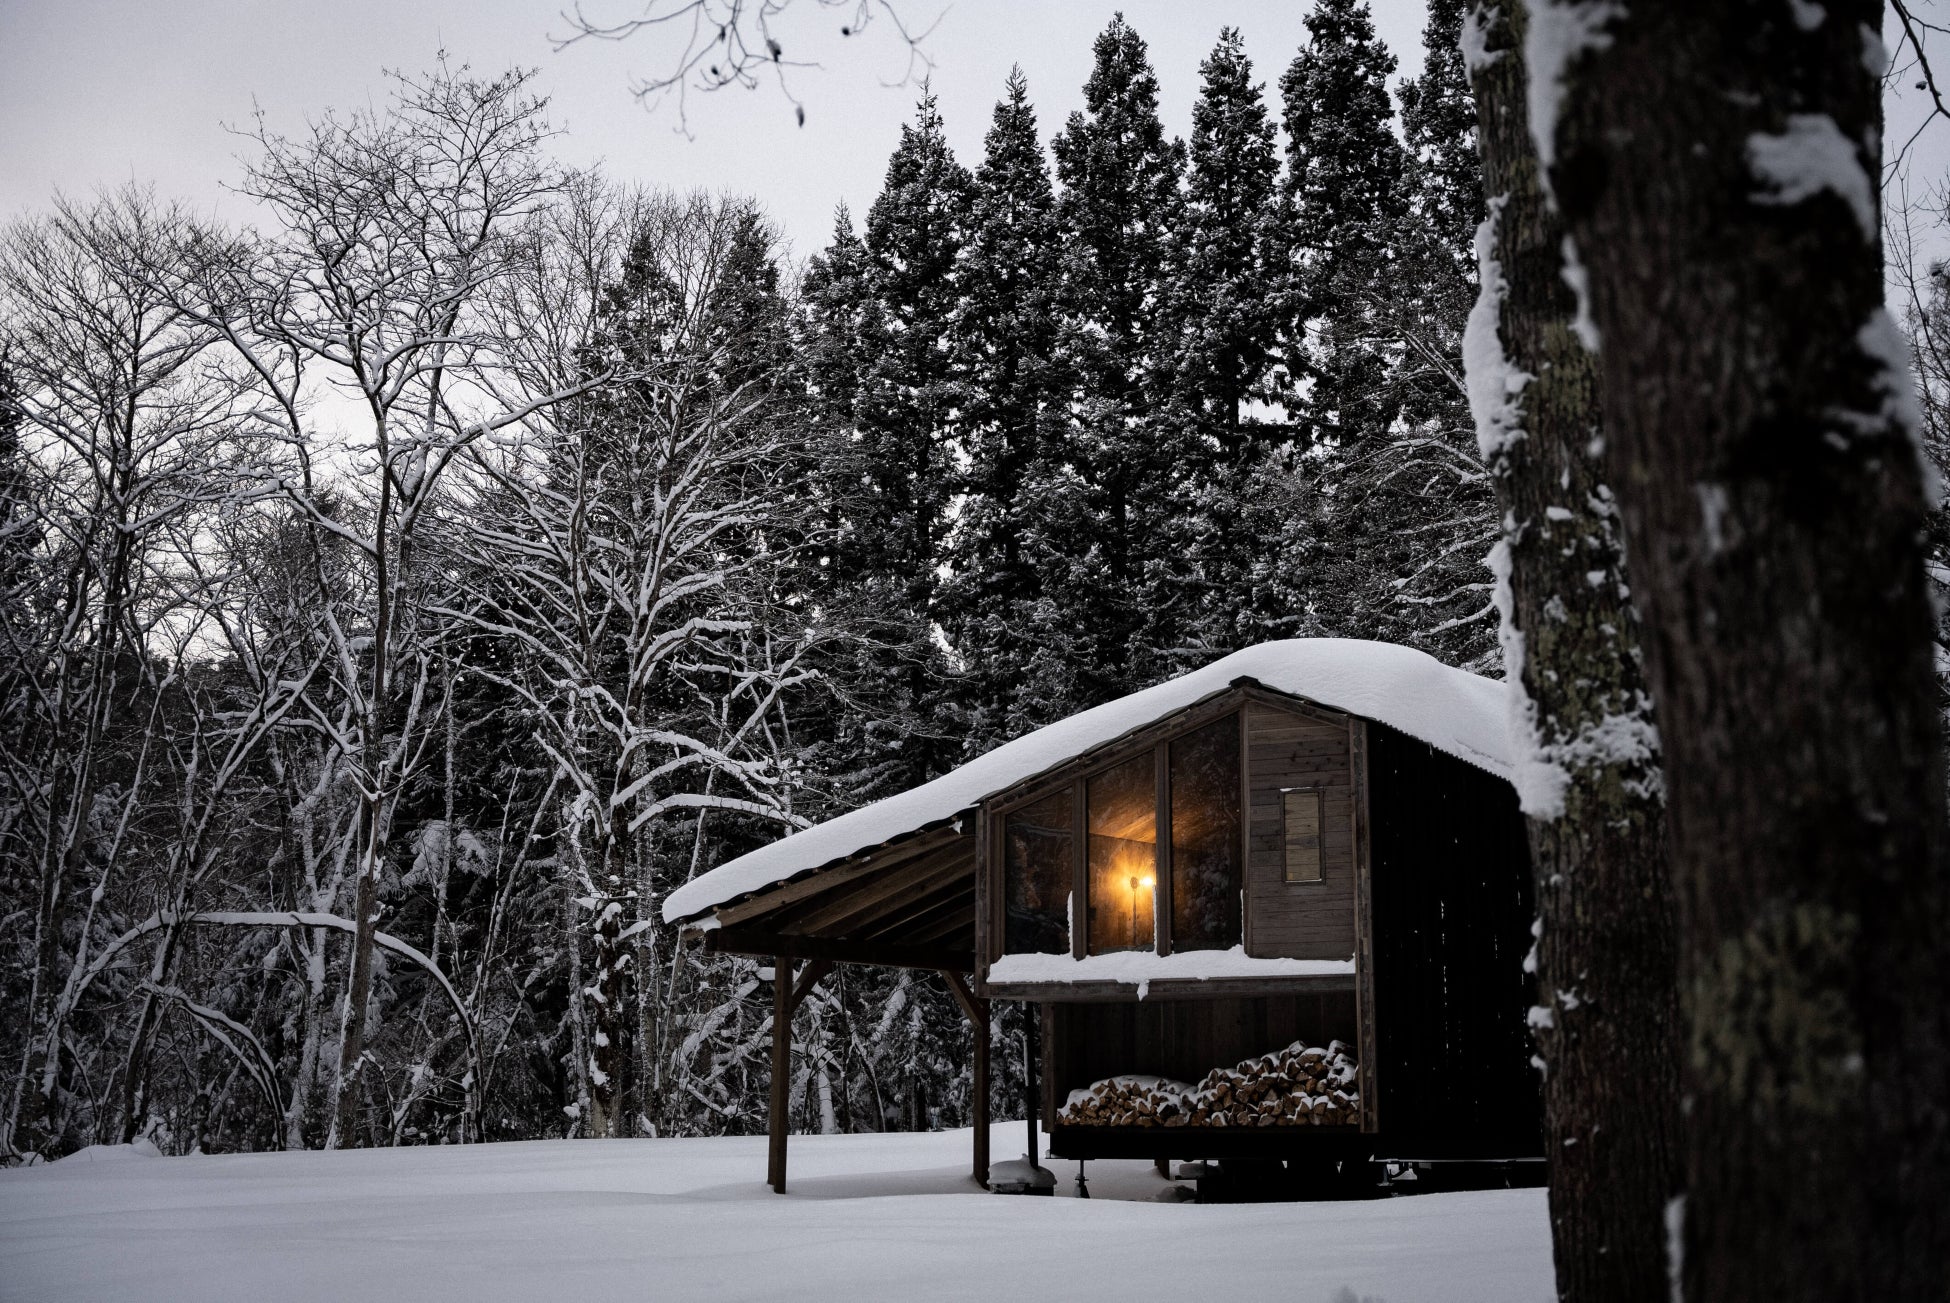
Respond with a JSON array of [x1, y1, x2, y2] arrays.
[[0, 0, 1434, 259], [2, 1, 1943, 264]]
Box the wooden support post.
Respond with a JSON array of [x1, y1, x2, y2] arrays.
[[768, 956, 792, 1193], [943, 971, 990, 1187], [1025, 1005, 1041, 1168], [789, 958, 833, 1015]]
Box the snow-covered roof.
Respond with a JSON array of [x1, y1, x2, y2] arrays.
[[664, 638, 1513, 924]]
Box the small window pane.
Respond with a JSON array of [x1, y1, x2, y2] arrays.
[[1004, 788, 1072, 954], [1171, 716, 1242, 950], [1088, 754, 1156, 953], [1283, 789, 1323, 884]]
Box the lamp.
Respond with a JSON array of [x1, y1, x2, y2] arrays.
[[1128, 874, 1156, 949]]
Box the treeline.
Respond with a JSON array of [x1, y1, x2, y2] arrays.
[[1, 1, 1496, 1159]]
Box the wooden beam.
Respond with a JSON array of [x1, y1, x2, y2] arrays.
[[1232, 681, 1354, 729], [974, 807, 992, 981], [941, 971, 992, 1189], [849, 874, 970, 940], [786, 847, 970, 935], [1239, 705, 1254, 952], [941, 969, 985, 1025], [869, 891, 975, 946], [768, 956, 792, 1193], [701, 822, 972, 931], [1071, 782, 1088, 960], [703, 927, 972, 973], [790, 958, 833, 1016], [1155, 740, 1172, 957], [985, 685, 1251, 819]]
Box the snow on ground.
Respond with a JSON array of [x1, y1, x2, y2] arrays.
[[0, 1124, 1552, 1303]]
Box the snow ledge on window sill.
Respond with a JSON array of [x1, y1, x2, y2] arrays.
[[984, 947, 1356, 1000]]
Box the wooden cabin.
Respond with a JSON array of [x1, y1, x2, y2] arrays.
[[662, 639, 1541, 1192]]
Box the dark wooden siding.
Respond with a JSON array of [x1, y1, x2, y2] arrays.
[[1244, 703, 1356, 960], [1367, 723, 1542, 1158], [1038, 992, 1359, 1125]]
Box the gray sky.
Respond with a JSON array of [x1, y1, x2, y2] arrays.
[[2, 1, 1943, 264], [0, 0, 1430, 259]]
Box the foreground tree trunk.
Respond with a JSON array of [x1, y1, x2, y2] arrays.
[[1463, 5, 1680, 1300], [1538, 3, 1950, 1297]]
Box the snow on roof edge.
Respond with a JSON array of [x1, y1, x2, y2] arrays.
[[664, 639, 1513, 924]]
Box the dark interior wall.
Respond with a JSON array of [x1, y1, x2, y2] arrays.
[[1367, 723, 1543, 1158], [1038, 992, 1359, 1123]]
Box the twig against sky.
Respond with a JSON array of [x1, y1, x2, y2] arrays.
[[553, 0, 940, 132]]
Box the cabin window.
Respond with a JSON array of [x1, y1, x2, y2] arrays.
[[1169, 715, 1242, 950], [1282, 788, 1323, 884], [1003, 787, 1072, 954], [1087, 754, 1157, 953], [993, 708, 1268, 963]]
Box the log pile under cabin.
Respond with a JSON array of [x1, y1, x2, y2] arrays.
[[1058, 1041, 1360, 1128]]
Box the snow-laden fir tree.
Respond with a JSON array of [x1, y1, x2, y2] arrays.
[[1154, 26, 1294, 666], [1276, 0, 1497, 669], [832, 89, 970, 797], [1278, 0, 1407, 443], [936, 68, 1070, 757], [1044, 13, 1188, 710]]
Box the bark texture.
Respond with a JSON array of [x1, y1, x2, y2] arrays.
[[1541, 3, 1950, 1298], [1465, 6, 1681, 1300]]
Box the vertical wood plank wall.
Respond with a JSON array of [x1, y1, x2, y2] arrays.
[[1244, 703, 1357, 960], [1367, 723, 1542, 1158]]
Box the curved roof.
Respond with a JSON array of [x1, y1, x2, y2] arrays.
[[664, 638, 1513, 924]]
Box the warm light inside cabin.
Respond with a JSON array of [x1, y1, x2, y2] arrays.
[[999, 710, 1243, 963], [1087, 745, 1157, 953]]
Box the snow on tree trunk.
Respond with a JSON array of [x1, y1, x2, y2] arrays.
[[1463, 6, 1680, 1300], [1536, 3, 1950, 1297]]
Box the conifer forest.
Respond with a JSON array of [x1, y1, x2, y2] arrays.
[[2, 0, 1945, 1211]]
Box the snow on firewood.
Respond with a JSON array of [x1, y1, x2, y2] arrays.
[[1058, 1041, 1360, 1129]]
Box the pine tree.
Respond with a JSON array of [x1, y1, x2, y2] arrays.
[[1392, 0, 1482, 424], [1045, 13, 1187, 707], [937, 69, 1070, 753], [815, 91, 971, 796], [1157, 28, 1287, 665], [1278, 0, 1407, 444], [794, 207, 901, 806], [1166, 27, 1281, 454], [1273, 0, 1497, 669], [1398, 0, 1481, 279]]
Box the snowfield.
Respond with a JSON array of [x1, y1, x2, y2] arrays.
[[0, 1125, 1553, 1303]]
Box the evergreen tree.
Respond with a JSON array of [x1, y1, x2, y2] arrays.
[[1397, 0, 1480, 278], [1165, 27, 1281, 453], [937, 69, 1069, 753], [1349, 0, 1496, 670], [794, 207, 900, 805], [1272, 0, 1497, 669], [1158, 27, 1288, 665], [1045, 13, 1187, 708], [805, 92, 971, 798], [1278, 0, 1407, 444]]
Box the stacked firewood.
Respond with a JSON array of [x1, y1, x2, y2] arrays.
[[1058, 1040, 1360, 1128]]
